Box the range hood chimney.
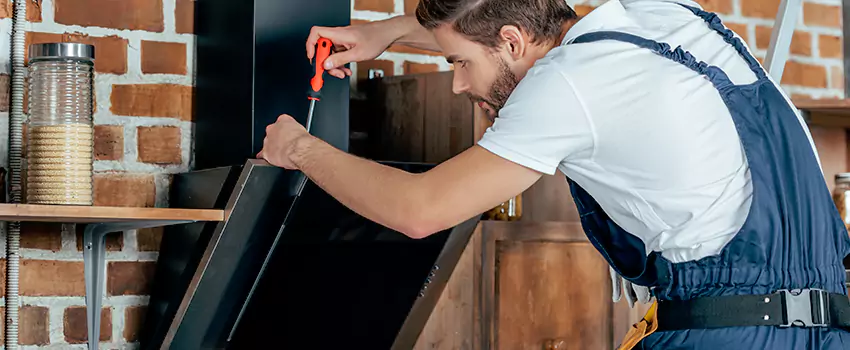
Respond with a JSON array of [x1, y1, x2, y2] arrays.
[[192, 0, 351, 170]]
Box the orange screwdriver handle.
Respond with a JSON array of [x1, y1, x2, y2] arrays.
[[309, 37, 333, 101]]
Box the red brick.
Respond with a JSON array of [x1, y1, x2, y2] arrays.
[[20, 222, 62, 251], [0, 0, 41, 21], [819, 35, 842, 59], [64, 306, 112, 343], [21, 260, 85, 296], [405, 0, 418, 15], [54, 0, 164, 32], [0, 74, 9, 112], [110, 84, 194, 121], [403, 61, 439, 75], [20, 305, 49, 345], [94, 125, 124, 161], [755, 26, 811, 56], [107, 261, 156, 296], [141, 41, 187, 75], [780, 61, 828, 88], [831, 66, 844, 90], [574, 5, 595, 16], [124, 306, 147, 342], [175, 0, 194, 34], [803, 3, 841, 28], [27, 0, 42, 22], [93, 173, 156, 207], [741, 0, 780, 19], [26, 32, 128, 74], [137, 226, 163, 251], [0, 0, 10, 18], [138, 126, 182, 164], [357, 59, 394, 82], [698, 0, 733, 14], [354, 0, 394, 13]]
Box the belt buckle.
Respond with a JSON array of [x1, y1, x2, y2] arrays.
[[777, 288, 829, 327]]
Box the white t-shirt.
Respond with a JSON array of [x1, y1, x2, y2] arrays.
[[476, 0, 820, 264]]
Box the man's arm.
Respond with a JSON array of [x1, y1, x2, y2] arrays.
[[290, 136, 542, 239], [391, 15, 442, 53]]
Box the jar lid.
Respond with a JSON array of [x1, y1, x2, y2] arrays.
[[836, 173, 850, 182], [28, 43, 94, 62]]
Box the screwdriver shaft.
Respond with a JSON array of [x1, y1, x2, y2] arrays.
[[306, 99, 316, 132]]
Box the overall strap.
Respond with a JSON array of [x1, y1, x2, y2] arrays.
[[571, 31, 734, 89], [678, 4, 768, 81]]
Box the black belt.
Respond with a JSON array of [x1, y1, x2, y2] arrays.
[[656, 289, 850, 331]]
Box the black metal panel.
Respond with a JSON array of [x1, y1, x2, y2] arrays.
[[139, 166, 243, 350], [161, 160, 297, 349], [193, 0, 350, 170], [226, 162, 478, 349], [149, 160, 480, 350]]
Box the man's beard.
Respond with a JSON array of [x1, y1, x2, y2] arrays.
[[467, 58, 520, 121]]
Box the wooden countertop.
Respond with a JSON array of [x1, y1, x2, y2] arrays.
[[0, 203, 224, 223], [794, 98, 850, 128]]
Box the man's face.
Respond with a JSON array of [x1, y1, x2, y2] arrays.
[[432, 25, 524, 121]]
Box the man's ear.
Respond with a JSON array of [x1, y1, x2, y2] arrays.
[[499, 25, 526, 61]]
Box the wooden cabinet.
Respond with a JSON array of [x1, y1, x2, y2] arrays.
[[353, 71, 648, 349], [411, 221, 638, 350]]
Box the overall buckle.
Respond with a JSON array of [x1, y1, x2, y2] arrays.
[[777, 288, 829, 327]]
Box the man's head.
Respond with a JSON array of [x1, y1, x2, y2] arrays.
[[416, 0, 578, 119]]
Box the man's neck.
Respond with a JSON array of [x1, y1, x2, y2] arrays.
[[556, 17, 580, 48], [524, 18, 580, 62]]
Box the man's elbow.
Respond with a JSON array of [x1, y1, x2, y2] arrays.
[[396, 207, 447, 239], [398, 219, 442, 239]]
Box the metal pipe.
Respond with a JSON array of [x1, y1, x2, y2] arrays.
[[6, 0, 27, 348]]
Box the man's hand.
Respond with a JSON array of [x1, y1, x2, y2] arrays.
[[307, 16, 441, 79], [257, 114, 311, 169]]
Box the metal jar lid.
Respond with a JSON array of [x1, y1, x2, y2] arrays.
[[28, 43, 95, 63]]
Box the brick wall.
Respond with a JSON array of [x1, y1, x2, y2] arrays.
[[353, 0, 845, 98], [0, 0, 194, 348], [0, 0, 842, 348]]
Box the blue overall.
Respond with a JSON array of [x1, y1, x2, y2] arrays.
[[565, 5, 850, 349]]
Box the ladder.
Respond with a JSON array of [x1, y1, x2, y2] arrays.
[[764, 0, 803, 82]]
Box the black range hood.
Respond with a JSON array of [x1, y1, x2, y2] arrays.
[[140, 0, 481, 348], [140, 161, 479, 349]]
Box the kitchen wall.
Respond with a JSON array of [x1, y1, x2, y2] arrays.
[[0, 0, 842, 348]]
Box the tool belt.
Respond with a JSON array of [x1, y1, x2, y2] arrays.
[[655, 288, 850, 331], [617, 289, 850, 350]]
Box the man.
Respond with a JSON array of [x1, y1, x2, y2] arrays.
[[258, 0, 850, 348]]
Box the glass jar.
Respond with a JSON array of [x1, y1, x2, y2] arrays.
[[483, 194, 522, 221], [25, 43, 95, 206], [833, 173, 850, 233]]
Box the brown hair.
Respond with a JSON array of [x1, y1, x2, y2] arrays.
[[415, 0, 577, 48]]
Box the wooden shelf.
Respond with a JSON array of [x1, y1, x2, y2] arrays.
[[794, 98, 850, 128], [0, 203, 225, 223]]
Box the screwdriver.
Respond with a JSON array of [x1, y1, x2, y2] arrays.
[[305, 37, 333, 132], [295, 37, 333, 196]]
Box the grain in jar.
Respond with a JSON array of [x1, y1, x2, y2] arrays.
[[25, 43, 95, 205]]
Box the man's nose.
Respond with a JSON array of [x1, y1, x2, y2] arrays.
[[452, 72, 470, 95]]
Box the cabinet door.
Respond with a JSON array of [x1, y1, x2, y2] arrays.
[[481, 222, 613, 350]]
